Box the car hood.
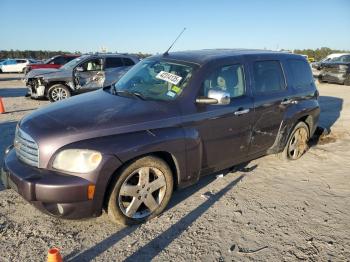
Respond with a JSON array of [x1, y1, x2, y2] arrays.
[[26, 68, 72, 79], [19, 89, 181, 167], [26, 68, 62, 78]]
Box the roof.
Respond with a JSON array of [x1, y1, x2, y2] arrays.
[[153, 49, 303, 65]]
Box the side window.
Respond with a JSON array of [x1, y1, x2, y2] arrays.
[[288, 59, 313, 88], [341, 55, 350, 62], [122, 58, 135, 66], [65, 56, 76, 63], [200, 64, 245, 98], [81, 59, 103, 71], [53, 57, 65, 65], [105, 57, 124, 68], [253, 60, 285, 93]]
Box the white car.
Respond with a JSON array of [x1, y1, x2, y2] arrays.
[[0, 59, 36, 73]]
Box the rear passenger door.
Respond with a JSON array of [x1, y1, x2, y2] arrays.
[[104, 57, 132, 86], [248, 59, 292, 155]]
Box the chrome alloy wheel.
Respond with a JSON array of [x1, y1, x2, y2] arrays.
[[51, 87, 68, 101], [288, 127, 309, 160], [118, 166, 167, 219]]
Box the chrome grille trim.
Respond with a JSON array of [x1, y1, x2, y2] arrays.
[[14, 128, 39, 167]]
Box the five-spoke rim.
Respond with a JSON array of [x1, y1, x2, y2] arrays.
[[288, 127, 308, 159], [118, 166, 167, 219], [51, 87, 68, 101]]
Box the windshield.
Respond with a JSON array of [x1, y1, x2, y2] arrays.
[[61, 55, 89, 70], [114, 59, 196, 101]]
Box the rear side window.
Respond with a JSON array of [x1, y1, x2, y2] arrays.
[[122, 58, 135, 66], [53, 56, 65, 65], [340, 55, 350, 62], [201, 64, 245, 98], [105, 57, 124, 68], [65, 56, 77, 63], [288, 59, 313, 88], [16, 59, 26, 63], [253, 60, 285, 93]]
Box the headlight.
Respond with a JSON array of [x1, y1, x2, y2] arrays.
[[52, 149, 102, 173]]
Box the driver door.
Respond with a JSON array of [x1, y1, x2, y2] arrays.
[[74, 58, 105, 92], [194, 62, 254, 172]]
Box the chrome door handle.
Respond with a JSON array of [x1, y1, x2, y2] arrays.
[[281, 99, 298, 105], [234, 109, 250, 116]]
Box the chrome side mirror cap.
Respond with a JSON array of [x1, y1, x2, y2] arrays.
[[196, 89, 230, 105]]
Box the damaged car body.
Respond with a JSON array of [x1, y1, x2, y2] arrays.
[[25, 53, 140, 102], [2, 49, 320, 225]]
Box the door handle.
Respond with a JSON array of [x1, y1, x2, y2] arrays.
[[234, 108, 250, 116], [281, 99, 298, 105]]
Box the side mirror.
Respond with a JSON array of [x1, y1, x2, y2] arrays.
[[76, 66, 84, 72], [196, 89, 230, 105]]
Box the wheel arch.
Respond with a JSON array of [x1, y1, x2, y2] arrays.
[[102, 150, 180, 209], [268, 113, 315, 154]]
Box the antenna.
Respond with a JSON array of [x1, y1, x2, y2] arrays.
[[163, 27, 186, 56]]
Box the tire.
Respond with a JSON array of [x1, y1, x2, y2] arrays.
[[278, 122, 310, 161], [107, 156, 174, 225], [318, 75, 324, 83], [48, 84, 71, 102]]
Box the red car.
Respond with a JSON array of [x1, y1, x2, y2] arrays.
[[24, 54, 80, 74]]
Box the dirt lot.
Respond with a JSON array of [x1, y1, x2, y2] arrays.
[[0, 73, 349, 261]]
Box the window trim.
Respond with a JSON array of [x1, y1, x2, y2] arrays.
[[252, 59, 287, 94]]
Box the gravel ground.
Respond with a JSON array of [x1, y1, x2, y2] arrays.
[[0, 73, 349, 261]]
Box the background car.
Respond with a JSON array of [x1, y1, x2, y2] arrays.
[[319, 54, 350, 85], [25, 53, 140, 102], [311, 53, 350, 77], [24, 54, 80, 75], [0, 59, 37, 73]]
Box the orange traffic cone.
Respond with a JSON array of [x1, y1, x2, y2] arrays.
[[0, 97, 5, 114], [47, 248, 63, 262]]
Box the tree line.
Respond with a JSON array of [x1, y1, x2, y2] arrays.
[[0, 50, 151, 60], [1, 48, 348, 61], [293, 47, 349, 61]]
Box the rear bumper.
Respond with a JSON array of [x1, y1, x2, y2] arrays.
[[1, 148, 121, 219]]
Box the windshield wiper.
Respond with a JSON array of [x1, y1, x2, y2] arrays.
[[114, 89, 146, 100]]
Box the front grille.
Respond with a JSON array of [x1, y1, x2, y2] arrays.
[[14, 128, 39, 167]]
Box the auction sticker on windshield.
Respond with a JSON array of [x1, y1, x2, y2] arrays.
[[156, 71, 182, 85]]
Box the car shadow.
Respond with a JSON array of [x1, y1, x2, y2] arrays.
[[310, 96, 343, 145], [65, 163, 256, 261], [0, 87, 27, 98]]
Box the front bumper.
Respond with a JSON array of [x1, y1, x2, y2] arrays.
[[26, 78, 46, 98], [1, 148, 120, 219]]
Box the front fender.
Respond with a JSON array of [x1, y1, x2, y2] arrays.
[[62, 127, 201, 187]]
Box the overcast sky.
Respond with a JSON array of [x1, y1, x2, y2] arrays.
[[1, 0, 349, 54]]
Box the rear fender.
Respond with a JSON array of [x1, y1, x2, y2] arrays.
[[267, 99, 320, 154]]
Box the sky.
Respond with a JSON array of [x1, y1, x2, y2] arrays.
[[1, 0, 349, 54]]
